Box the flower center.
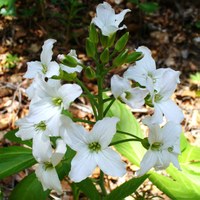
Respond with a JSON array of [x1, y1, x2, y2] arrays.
[[88, 142, 101, 152], [154, 93, 163, 103], [52, 97, 63, 106], [151, 142, 163, 151], [34, 121, 46, 131], [44, 162, 53, 170], [125, 91, 132, 100], [42, 64, 48, 74], [168, 146, 174, 152], [147, 72, 156, 83]]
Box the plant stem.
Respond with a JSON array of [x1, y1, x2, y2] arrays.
[[117, 130, 143, 141], [75, 78, 98, 119], [109, 138, 140, 146], [103, 98, 116, 116], [99, 170, 107, 197]]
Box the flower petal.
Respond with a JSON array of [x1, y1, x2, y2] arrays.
[[51, 139, 66, 167], [135, 150, 157, 177], [40, 39, 56, 65], [90, 117, 119, 148], [35, 164, 62, 194], [95, 148, 126, 177], [58, 84, 82, 109], [111, 75, 131, 98], [157, 100, 184, 123], [69, 151, 96, 182], [32, 132, 52, 163], [45, 61, 60, 78], [24, 61, 43, 79]]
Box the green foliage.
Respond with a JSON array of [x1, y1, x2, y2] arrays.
[[105, 175, 148, 200], [129, 0, 159, 14], [114, 32, 129, 52], [190, 72, 200, 83], [0, 0, 16, 16], [0, 146, 36, 179], [9, 173, 50, 200], [5, 53, 19, 69], [195, 21, 200, 29]]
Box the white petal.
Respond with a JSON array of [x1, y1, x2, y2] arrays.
[[154, 150, 170, 170], [45, 61, 60, 77], [90, 117, 119, 148], [161, 122, 182, 148], [142, 104, 163, 125], [69, 151, 96, 182], [135, 46, 156, 72], [114, 9, 131, 26], [60, 64, 82, 73], [40, 39, 56, 65], [24, 61, 43, 79], [60, 116, 88, 150], [58, 84, 82, 109], [148, 124, 162, 145], [123, 65, 147, 87], [170, 153, 181, 170], [135, 150, 157, 177], [51, 139, 66, 167], [121, 87, 148, 109], [111, 75, 131, 98], [32, 132, 52, 163], [157, 100, 184, 123], [35, 164, 62, 194], [95, 148, 126, 177], [15, 117, 35, 140]]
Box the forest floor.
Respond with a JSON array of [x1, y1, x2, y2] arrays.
[[0, 0, 199, 199]]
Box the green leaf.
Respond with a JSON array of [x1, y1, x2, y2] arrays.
[[139, 2, 159, 13], [0, 146, 36, 179], [85, 66, 96, 80], [105, 175, 148, 200], [76, 178, 101, 200], [9, 173, 50, 200], [106, 99, 145, 165], [113, 49, 129, 67], [4, 129, 32, 147], [89, 24, 99, 44], [114, 32, 129, 52]]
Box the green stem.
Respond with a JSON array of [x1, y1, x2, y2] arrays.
[[103, 98, 116, 116], [99, 170, 107, 197], [75, 78, 98, 119], [109, 138, 140, 146], [117, 130, 143, 141]]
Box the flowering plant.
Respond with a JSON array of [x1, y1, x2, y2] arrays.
[[1, 2, 200, 199]]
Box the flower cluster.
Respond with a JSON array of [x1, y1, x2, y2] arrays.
[[15, 1, 184, 195]]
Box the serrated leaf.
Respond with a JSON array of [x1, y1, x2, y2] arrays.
[[0, 146, 36, 179]]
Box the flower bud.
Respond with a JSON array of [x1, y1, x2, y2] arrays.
[[58, 54, 78, 68], [86, 38, 96, 58], [85, 66, 96, 80], [100, 33, 116, 47], [89, 24, 99, 44], [113, 49, 128, 67], [141, 137, 150, 150], [114, 32, 129, 52], [126, 51, 143, 63], [100, 48, 109, 64]]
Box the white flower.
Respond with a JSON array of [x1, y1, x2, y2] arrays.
[[15, 116, 53, 140], [34, 138, 66, 194], [24, 39, 60, 79], [58, 50, 83, 73], [27, 76, 82, 127], [124, 46, 166, 95], [66, 117, 126, 182], [136, 122, 182, 177], [143, 69, 184, 124], [91, 2, 130, 36], [111, 75, 148, 109]]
